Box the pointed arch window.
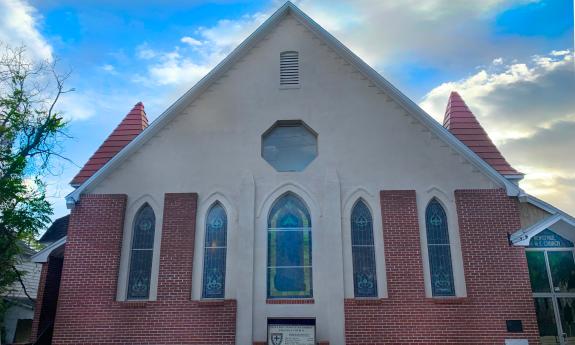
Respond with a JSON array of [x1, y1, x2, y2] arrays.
[[267, 193, 312, 298], [202, 202, 227, 299], [351, 200, 378, 297], [426, 199, 455, 296], [127, 204, 156, 300]]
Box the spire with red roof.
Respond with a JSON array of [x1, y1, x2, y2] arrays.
[[443, 92, 522, 177], [71, 102, 149, 186]]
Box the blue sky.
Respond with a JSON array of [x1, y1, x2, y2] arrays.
[[0, 0, 573, 220]]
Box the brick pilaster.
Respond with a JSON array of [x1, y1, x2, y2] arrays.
[[157, 193, 198, 300]]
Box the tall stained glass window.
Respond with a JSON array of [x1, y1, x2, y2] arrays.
[[426, 199, 455, 296], [127, 204, 156, 300], [351, 200, 378, 297], [202, 202, 227, 299], [267, 193, 312, 298]]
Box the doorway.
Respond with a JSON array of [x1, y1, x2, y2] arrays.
[[526, 230, 575, 345]]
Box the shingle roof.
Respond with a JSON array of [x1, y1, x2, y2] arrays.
[[39, 215, 69, 243], [443, 92, 521, 176], [71, 102, 149, 186]]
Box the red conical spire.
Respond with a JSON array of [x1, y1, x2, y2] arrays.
[[71, 102, 149, 186], [443, 92, 521, 176]]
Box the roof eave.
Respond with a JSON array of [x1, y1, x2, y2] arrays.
[[32, 236, 67, 263], [510, 214, 575, 246]]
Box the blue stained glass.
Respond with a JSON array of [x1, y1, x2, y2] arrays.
[[351, 200, 378, 298], [267, 193, 312, 298], [127, 204, 155, 300], [426, 199, 455, 297], [202, 203, 227, 299]]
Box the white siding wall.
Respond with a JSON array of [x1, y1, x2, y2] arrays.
[[5, 255, 41, 300]]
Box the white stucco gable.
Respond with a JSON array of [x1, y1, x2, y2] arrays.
[[66, 1, 520, 207]]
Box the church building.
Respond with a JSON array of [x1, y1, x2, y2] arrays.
[[30, 2, 575, 344]]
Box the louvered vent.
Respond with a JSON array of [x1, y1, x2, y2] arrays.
[[280, 51, 299, 87]]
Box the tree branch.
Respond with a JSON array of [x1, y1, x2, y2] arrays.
[[10, 264, 35, 304]]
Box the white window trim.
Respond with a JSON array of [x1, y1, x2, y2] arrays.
[[258, 182, 319, 300], [342, 188, 388, 299], [192, 191, 236, 301], [418, 188, 467, 298], [116, 194, 163, 301]]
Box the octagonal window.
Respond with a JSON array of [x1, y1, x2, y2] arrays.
[[262, 120, 318, 172]]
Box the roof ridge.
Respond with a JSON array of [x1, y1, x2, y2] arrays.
[[443, 92, 521, 176], [70, 102, 148, 186]]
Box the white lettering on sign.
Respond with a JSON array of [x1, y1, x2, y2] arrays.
[[267, 324, 315, 345]]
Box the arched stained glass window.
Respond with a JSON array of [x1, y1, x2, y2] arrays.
[[267, 193, 312, 298], [426, 199, 455, 296], [127, 204, 156, 300], [202, 202, 227, 299], [351, 200, 378, 297]]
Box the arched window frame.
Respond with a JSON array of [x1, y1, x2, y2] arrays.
[[266, 191, 313, 299], [126, 202, 157, 300], [425, 197, 456, 297], [192, 191, 236, 301], [342, 189, 387, 299], [350, 198, 378, 298], [117, 196, 163, 302], [201, 201, 228, 299]]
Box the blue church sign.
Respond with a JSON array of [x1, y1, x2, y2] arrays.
[[529, 229, 574, 248]]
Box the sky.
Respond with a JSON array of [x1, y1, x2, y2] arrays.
[[0, 0, 573, 221]]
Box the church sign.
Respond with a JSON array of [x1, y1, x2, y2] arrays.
[[529, 229, 574, 248], [267, 324, 315, 345]]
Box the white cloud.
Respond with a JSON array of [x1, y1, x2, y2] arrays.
[[551, 49, 571, 56], [180, 36, 203, 46], [137, 49, 210, 86], [138, 0, 545, 89], [420, 51, 574, 141], [57, 92, 97, 121], [101, 64, 117, 74], [136, 0, 544, 89], [136, 11, 270, 88], [136, 42, 157, 60], [290, 0, 540, 67], [0, 0, 52, 61], [195, 12, 268, 51], [419, 50, 575, 214]]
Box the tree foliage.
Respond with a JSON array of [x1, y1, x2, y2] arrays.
[[0, 43, 70, 299]]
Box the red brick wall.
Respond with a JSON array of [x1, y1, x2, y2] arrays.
[[344, 189, 539, 344], [30, 256, 64, 341], [30, 262, 48, 341], [51, 193, 237, 345]]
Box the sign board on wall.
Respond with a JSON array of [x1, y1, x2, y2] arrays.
[[504, 340, 528, 345], [529, 229, 574, 248], [267, 324, 315, 345]]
